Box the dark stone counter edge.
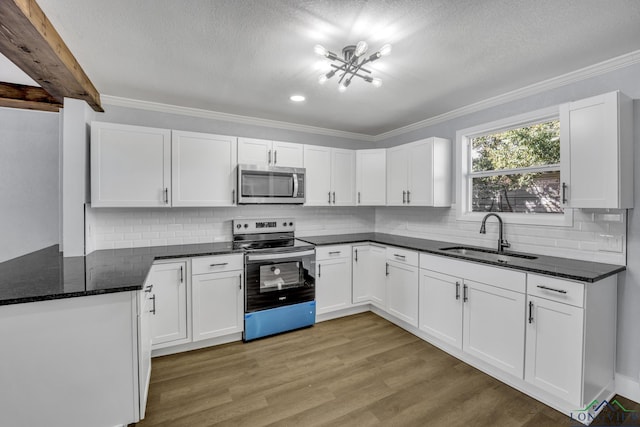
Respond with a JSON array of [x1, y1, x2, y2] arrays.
[[297, 234, 626, 283], [0, 285, 142, 307]]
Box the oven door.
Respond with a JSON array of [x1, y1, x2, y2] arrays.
[[237, 165, 305, 204], [245, 249, 315, 312]]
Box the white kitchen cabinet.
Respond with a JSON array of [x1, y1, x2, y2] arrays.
[[386, 137, 451, 207], [147, 261, 189, 348], [191, 255, 244, 341], [316, 245, 352, 315], [356, 149, 386, 205], [559, 91, 633, 209], [137, 286, 154, 419], [91, 121, 171, 207], [462, 279, 526, 379], [525, 274, 616, 408], [238, 137, 304, 167], [419, 269, 463, 350], [172, 130, 237, 207], [385, 247, 419, 327], [352, 244, 386, 307], [304, 145, 355, 206]]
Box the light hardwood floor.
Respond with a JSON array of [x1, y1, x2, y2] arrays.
[[132, 312, 637, 426]]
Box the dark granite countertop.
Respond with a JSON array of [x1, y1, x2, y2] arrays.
[[0, 243, 242, 306], [297, 233, 625, 283]]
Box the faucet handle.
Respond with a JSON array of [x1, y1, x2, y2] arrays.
[[501, 240, 511, 250]]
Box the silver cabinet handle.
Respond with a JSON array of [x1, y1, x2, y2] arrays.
[[385, 262, 389, 276], [329, 251, 341, 255], [354, 249, 358, 262], [402, 190, 406, 204], [164, 188, 169, 204], [150, 295, 156, 315], [274, 150, 277, 165], [179, 266, 183, 283], [144, 284, 153, 293], [232, 189, 236, 203], [268, 150, 272, 165], [455, 282, 460, 300], [463, 284, 468, 302], [536, 285, 567, 294], [407, 190, 411, 204], [210, 262, 229, 267], [562, 182, 568, 204], [528, 301, 534, 323], [394, 254, 406, 260], [358, 192, 361, 204], [318, 263, 321, 277], [332, 191, 336, 204], [328, 191, 332, 204], [239, 273, 242, 290]]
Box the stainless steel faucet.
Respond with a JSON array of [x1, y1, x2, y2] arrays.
[[480, 213, 511, 253]]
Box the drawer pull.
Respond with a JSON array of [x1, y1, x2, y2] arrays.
[[536, 285, 567, 294], [144, 284, 153, 293], [210, 262, 229, 267], [394, 254, 406, 260], [329, 251, 341, 255]]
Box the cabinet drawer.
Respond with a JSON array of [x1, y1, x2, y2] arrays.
[[386, 246, 418, 266], [192, 254, 243, 275], [527, 274, 584, 307], [316, 245, 351, 260]]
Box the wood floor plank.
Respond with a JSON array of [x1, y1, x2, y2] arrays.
[[132, 312, 638, 427]]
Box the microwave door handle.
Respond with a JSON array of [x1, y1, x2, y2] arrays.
[[292, 173, 298, 196]]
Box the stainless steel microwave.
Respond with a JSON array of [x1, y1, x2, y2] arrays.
[[237, 164, 305, 204]]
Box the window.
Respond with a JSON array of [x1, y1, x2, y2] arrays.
[[457, 107, 572, 226]]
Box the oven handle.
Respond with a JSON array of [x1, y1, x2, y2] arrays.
[[246, 249, 315, 262]]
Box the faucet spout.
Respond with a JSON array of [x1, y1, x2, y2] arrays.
[[479, 213, 510, 253]]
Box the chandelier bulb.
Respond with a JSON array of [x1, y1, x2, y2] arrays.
[[379, 44, 392, 56], [355, 41, 368, 57], [318, 74, 328, 84], [338, 83, 348, 93], [372, 78, 382, 88], [314, 44, 327, 56]]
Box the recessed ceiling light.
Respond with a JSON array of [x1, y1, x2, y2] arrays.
[[289, 95, 306, 102]]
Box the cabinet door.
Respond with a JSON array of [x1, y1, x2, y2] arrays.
[[386, 260, 419, 327], [407, 139, 433, 206], [560, 91, 633, 209], [331, 148, 356, 205], [148, 262, 188, 347], [272, 141, 304, 167], [386, 145, 407, 206], [419, 269, 463, 350], [525, 295, 584, 405], [352, 245, 371, 304], [192, 271, 244, 341], [172, 131, 237, 207], [463, 280, 525, 378], [91, 122, 171, 207], [304, 145, 332, 205], [356, 149, 386, 205], [238, 137, 272, 166], [316, 257, 352, 315], [368, 246, 387, 309]]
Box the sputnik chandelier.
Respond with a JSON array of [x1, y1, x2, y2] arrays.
[[314, 41, 391, 92]]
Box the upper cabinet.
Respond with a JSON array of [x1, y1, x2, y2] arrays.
[[386, 137, 451, 207], [91, 122, 172, 207], [172, 131, 237, 207], [560, 91, 633, 209], [356, 149, 386, 205], [304, 145, 356, 206], [238, 137, 304, 168]]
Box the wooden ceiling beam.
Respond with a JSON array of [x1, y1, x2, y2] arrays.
[[0, 0, 103, 112], [0, 81, 62, 112]]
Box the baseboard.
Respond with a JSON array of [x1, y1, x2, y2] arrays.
[[616, 373, 640, 404]]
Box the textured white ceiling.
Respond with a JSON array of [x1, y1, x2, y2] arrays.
[[22, 0, 640, 135]]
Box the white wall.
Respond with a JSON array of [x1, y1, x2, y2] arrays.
[[0, 107, 59, 263]]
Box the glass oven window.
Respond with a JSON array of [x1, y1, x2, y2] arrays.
[[242, 172, 293, 197], [259, 261, 303, 292]]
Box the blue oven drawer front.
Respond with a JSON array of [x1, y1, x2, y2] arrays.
[[244, 301, 316, 341]]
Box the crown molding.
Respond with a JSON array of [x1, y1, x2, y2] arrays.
[[102, 49, 640, 143], [100, 95, 375, 142], [374, 49, 640, 141]]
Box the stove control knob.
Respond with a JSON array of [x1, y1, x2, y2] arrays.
[[244, 223, 248, 228], [282, 222, 287, 227], [289, 222, 293, 226], [236, 224, 241, 229]]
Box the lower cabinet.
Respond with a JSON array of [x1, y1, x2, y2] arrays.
[[352, 244, 386, 308], [137, 286, 154, 419], [316, 245, 352, 315], [192, 268, 244, 341], [147, 261, 188, 348], [419, 269, 463, 349], [385, 247, 419, 327]]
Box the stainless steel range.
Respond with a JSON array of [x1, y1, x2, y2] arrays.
[[233, 218, 316, 341]]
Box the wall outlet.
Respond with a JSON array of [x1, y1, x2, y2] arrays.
[[597, 234, 624, 253]]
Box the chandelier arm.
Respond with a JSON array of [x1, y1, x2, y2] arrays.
[[329, 63, 371, 74]]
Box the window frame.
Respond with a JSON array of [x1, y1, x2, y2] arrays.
[[456, 106, 573, 227]]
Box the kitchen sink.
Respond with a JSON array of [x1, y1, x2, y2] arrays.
[[438, 246, 538, 264]]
